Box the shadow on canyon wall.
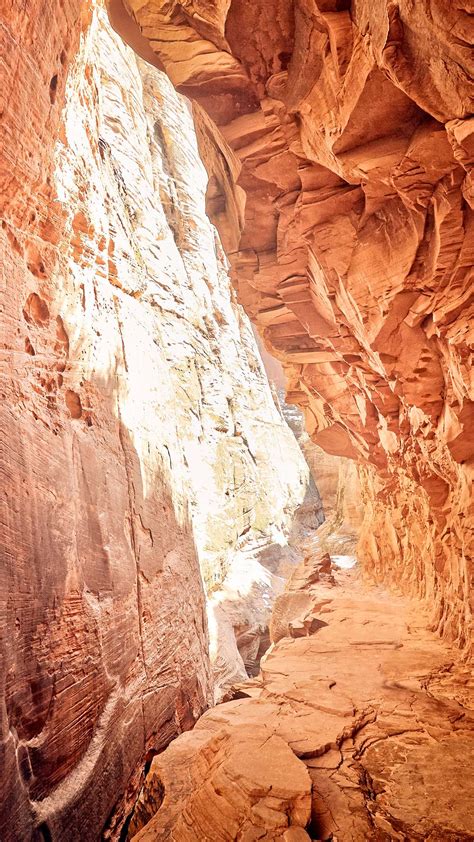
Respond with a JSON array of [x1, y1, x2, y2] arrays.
[[1, 353, 212, 841]]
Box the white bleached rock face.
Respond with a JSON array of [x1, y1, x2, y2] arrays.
[[113, 0, 474, 654], [0, 5, 313, 839]]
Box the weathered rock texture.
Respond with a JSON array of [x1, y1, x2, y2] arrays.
[[129, 553, 474, 841], [0, 4, 311, 839], [255, 331, 362, 555], [110, 0, 474, 649], [281, 394, 362, 548]]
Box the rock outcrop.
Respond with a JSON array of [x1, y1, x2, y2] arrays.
[[129, 552, 474, 841], [0, 4, 313, 839], [109, 0, 474, 650]]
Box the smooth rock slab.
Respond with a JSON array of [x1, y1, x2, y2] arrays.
[[131, 725, 311, 841]]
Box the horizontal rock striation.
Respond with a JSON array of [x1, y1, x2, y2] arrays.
[[0, 3, 313, 839], [110, 0, 474, 649]]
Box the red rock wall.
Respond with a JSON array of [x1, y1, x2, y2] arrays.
[[1, 2, 318, 838], [0, 0, 472, 837], [111, 0, 474, 651], [0, 5, 213, 839], [252, 326, 362, 541]]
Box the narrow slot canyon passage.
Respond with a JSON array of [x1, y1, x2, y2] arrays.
[[0, 0, 473, 841]]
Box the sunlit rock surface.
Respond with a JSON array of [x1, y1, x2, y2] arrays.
[[110, 0, 474, 650], [1, 0, 472, 837], [130, 551, 474, 841], [0, 5, 312, 839]]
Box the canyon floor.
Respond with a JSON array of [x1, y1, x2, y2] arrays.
[[128, 548, 474, 842]]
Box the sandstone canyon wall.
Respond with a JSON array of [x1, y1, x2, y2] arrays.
[[110, 0, 474, 650], [281, 395, 362, 548], [253, 328, 361, 544], [0, 5, 312, 839]]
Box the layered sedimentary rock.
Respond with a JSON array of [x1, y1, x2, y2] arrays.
[[254, 330, 361, 558], [281, 395, 362, 548], [0, 4, 311, 839], [129, 552, 474, 841], [110, 0, 474, 649]]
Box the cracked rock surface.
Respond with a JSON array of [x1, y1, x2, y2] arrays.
[[130, 552, 474, 841], [0, 5, 315, 839], [108, 0, 474, 652]]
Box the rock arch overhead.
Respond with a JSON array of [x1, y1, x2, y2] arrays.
[[106, 0, 473, 650]]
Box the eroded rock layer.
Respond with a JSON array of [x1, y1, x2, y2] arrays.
[[0, 4, 313, 838], [253, 331, 361, 544], [129, 553, 474, 841], [110, 0, 474, 649]]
